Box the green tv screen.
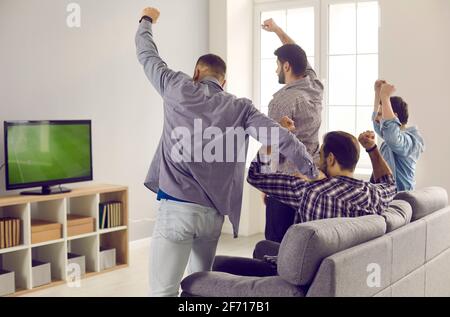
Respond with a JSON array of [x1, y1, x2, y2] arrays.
[[6, 122, 92, 187]]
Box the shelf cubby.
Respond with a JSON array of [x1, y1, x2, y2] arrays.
[[68, 235, 99, 274], [31, 242, 66, 284], [67, 194, 98, 234], [0, 249, 31, 292], [30, 199, 65, 243], [99, 190, 128, 230], [100, 230, 128, 267], [0, 203, 30, 249]]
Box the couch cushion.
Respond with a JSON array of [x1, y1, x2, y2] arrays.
[[181, 272, 307, 297], [395, 187, 448, 221], [277, 215, 386, 286], [383, 200, 413, 233]]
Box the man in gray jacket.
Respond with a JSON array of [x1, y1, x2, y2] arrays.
[[136, 7, 317, 297]]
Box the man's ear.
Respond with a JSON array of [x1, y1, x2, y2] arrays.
[[193, 68, 200, 82], [327, 153, 336, 167], [283, 62, 290, 73], [221, 79, 227, 88]]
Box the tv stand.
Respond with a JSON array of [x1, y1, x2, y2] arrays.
[[0, 184, 129, 297], [20, 185, 71, 196]]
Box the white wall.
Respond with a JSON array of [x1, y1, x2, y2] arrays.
[[0, 0, 209, 240], [379, 0, 450, 194]]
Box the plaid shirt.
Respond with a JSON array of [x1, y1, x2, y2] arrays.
[[248, 155, 397, 223], [269, 63, 324, 172]]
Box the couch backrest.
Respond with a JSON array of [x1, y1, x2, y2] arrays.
[[395, 187, 448, 221], [277, 215, 386, 286], [307, 187, 450, 297]]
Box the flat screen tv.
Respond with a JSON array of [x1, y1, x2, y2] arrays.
[[4, 120, 93, 195]]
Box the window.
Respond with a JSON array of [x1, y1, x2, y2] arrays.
[[255, 0, 379, 169], [256, 3, 318, 115], [326, 1, 379, 168]]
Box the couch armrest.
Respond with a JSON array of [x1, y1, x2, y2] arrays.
[[181, 272, 307, 297], [253, 240, 281, 260]]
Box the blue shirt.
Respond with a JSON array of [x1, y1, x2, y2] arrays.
[[157, 190, 191, 204], [136, 20, 317, 237], [373, 112, 425, 192]]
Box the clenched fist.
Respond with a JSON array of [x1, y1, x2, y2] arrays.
[[358, 131, 376, 150], [142, 7, 160, 23], [279, 116, 296, 132], [380, 83, 396, 99], [262, 18, 280, 33]]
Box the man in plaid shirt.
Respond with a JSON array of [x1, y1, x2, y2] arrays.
[[261, 18, 324, 242], [248, 129, 397, 223]]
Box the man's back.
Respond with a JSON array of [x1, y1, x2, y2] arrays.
[[146, 76, 256, 224], [294, 175, 396, 223], [373, 114, 425, 192], [247, 159, 397, 223]]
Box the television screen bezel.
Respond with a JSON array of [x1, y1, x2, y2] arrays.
[[4, 120, 93, 191]]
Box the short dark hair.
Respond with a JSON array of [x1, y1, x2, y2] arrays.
[[390, 96, 409, 125], [323, 132, 360, 172], [196, 54, 227, 80], [274, 44, 308, 76]]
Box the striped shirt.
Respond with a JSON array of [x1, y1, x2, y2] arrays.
[[247, 156, 397, 223]]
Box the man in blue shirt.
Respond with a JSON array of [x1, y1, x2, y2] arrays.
[[372, 80, 425, 191]]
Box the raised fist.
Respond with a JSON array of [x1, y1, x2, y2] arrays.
[[262, 18, 280, 33], [142, 7, 160, 23], [380, 83, 396, 99], [358, 131, 376, 150]]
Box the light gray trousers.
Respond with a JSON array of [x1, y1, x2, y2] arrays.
[[149, 199, 224, 297]]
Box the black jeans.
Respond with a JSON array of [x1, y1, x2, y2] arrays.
[[265, 195, 297, 243]]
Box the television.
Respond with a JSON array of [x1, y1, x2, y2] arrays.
[[4, 120, 93, 195]]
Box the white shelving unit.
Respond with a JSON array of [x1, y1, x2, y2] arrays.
[[0, 184, 129, 296]]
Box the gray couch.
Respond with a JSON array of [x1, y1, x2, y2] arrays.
[[181, 187, 450, 297]]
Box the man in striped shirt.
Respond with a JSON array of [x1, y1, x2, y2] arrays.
[[248, 130, 397, 223]]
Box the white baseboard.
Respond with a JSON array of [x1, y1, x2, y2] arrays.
[[130, 237, 151, 250]]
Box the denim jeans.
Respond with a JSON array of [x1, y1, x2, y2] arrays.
[[149, 199, 224, 297]]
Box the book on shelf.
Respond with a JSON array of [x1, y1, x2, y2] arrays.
[[0, 219, 4, 249], [0, 217, 21, 249], [98, 201, 122, 229]]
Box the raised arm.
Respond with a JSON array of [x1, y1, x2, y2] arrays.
[[245, 103, 318, 179], [136, 8, 187, 96], [358, 131, 393, 182], [372, 80, 386, 136], [262, 18, 318, 80], [378, 84, 416, 156], [247, 151, 308, 209], [262, 18, 295, 45]]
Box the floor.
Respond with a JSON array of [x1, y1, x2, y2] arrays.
[[21, 233, 265, 297]]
